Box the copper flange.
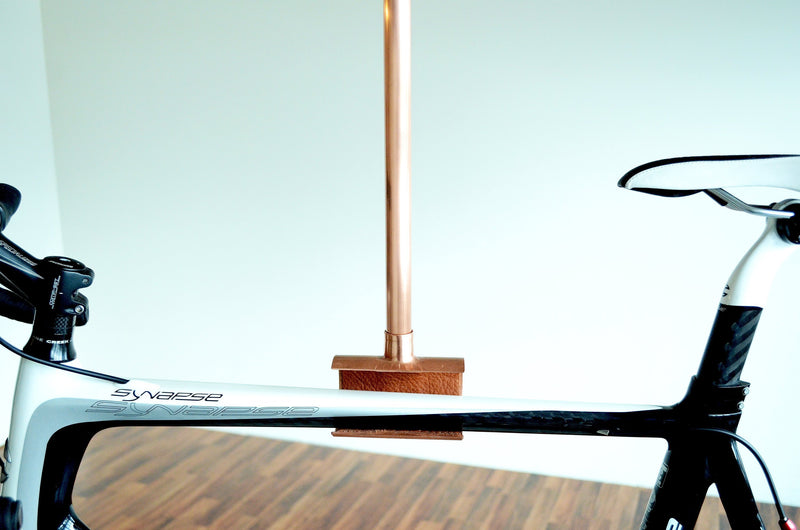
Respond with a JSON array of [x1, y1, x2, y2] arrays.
[[332, 344, 464, 439]]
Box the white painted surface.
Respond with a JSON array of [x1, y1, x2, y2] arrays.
[[0, 0, 63, 441]]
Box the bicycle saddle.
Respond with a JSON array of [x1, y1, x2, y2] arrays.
[[619, 154, 800, 197]]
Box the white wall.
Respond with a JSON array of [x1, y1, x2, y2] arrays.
[[39, 0, 800, 506], [0, 1, 63, 437]]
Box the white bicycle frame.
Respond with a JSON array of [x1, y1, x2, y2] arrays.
[[4, 362, 660, 529], [2, 211, 796, 529]]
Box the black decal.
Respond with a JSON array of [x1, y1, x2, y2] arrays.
[[286, 407, 319, 417], [127, 390, 159, 402], [110, 389, 225, 402], [182, 406, 218, 416], [119, 404, 187, 417], [253, 407, 289, 417], [216, 407, 257, 416], [85, 401, 127, 414]]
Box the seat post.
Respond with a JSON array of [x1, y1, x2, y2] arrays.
[[721, 201, 800, 309], [684, 204, 800, 411]]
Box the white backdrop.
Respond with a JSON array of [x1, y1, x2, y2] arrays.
[[8, 0, 799, 506], [0, 0, 64, 444]]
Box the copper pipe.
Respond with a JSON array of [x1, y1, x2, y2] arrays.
[[384, 0, 414, 361]]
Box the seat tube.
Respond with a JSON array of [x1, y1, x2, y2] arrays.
[[643, 211, 800, 530], [694, 304, 762, 389], [719, 212, 800, 310], [639, 438, 712, 530], [695, 213, 799, 391], [710, 439, 766, 530], [640, 435, 767, 530]]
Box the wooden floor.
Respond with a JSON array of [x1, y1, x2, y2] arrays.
[[71, 427, 797, 529]]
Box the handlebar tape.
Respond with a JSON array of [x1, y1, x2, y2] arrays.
[[0, 185, 21, 232]]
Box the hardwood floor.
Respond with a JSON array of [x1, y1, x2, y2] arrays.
[[71, 427, 797, 529]]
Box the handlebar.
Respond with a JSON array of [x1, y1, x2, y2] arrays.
[[0, 184, 21, 232], [0, 185, 93, 362], [0, 185, 125, 382]]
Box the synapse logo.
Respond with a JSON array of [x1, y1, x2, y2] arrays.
[[667, 518, 683, 530]]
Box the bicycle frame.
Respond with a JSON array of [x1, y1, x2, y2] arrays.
[[0, 210, 796, 529]]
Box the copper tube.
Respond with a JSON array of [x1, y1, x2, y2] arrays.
[[384, 0, 413, 361]]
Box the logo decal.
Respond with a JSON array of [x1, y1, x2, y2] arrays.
[[0, 240, 36, 266], [87, 400, 319, 418], [111, 388, 222, 402], [667, 518, 684, 530], [49, 276, 60, 308]]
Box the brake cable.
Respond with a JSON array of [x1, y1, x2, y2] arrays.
[[0, 286, 127, 384], [0, 333, 128, 385]]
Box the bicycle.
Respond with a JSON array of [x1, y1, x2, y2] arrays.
[[0, 154, 797, 529]]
